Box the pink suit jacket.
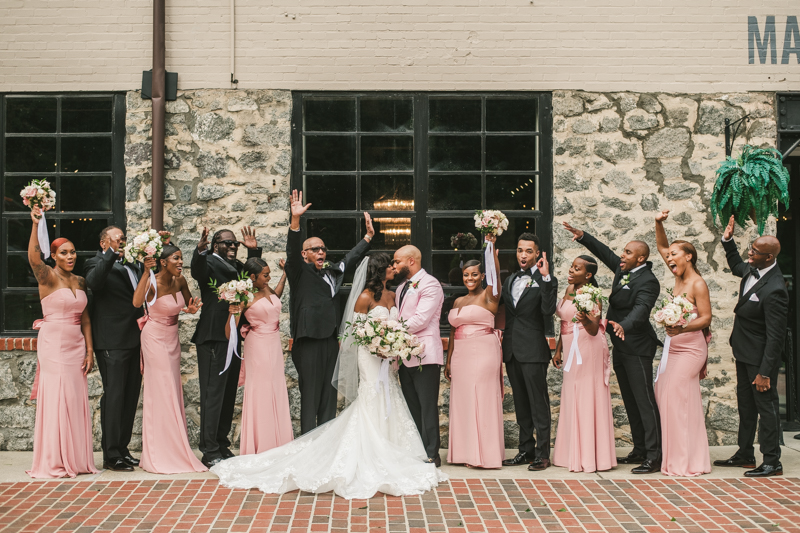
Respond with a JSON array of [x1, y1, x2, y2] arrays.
[[398, 269, 444, 367]]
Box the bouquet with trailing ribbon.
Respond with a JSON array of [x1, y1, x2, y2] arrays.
[[124, 229, 169, 267], [653, 289, 697, 382], [210, 273, 256, 376], [20, 179, 56, 259], [474, 209, 508, 296], [570, 285, 606, 323]]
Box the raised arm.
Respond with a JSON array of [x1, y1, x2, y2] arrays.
[[272, 259, 287, 297], [28, 206, 54, 287], [562, 222, 619, 273], [483, 234, 502, 305], [132, 257, 157, 308], [403, 282, 445, 334], [654, 210, 671, 265], [84, 230, 123, 290], [191, 227, 211, 284], [286, 190, 310, 279], [341, 212, 375, 273], [721, 215, 749, 279], [537, 252, 558, 316]]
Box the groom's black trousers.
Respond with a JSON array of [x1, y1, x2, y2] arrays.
[[736, 360, 781, 465], [197, 340, 241, 461], [292, 335, 339, 435], [399, 364, 441, 460], [96, 347, 141, 462]]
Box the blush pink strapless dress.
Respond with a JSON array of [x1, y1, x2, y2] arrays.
[[140, 293, 207, 474], [27, 288, 99, 478], [654, 307, 711, 477], [239, 295, 293, 455], [446, 305, 504, 469], [552, 299, 617, 473]]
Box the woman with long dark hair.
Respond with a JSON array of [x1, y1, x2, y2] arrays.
[[134, 244, 206, 474], [551, 255, 616, 472]]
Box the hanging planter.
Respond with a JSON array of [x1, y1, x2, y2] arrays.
[[710, 145, 791, 235]]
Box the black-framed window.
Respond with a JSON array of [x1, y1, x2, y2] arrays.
[[1, 94, 127, 335], [291, 92, 553, 329]]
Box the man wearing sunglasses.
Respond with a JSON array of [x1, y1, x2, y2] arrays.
[[286, 190, 375, 433], [716, 215, 788, 477], [191, 225, 262, 468]]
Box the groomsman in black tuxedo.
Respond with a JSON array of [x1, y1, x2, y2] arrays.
[[563, 222, 663, 474], [501, 233, 558, 471], [191, 225, 262, 468], [286, 190, 373, 434], [715, 215, 788, 477], [84, 226, 144, 472]]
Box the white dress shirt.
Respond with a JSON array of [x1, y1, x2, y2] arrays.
[[721, 236, 776, 294], [619, 263, 646, 285], [511, 270, 551, 306]]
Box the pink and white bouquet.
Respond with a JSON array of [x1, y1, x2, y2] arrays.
[[209, 273, 255, 307], [20, 179, 56, 213], [123, 229, 170, 267], [474, 209, 509, 237], [343, 316, 425, 366], [570, 285, 607, 323], [653, 290, 697, 328]]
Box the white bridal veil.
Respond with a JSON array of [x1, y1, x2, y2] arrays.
[[332, 256, 370, 406]]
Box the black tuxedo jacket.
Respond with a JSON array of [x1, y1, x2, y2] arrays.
[[84, 250, 145, 351], [191, 246, 262, 345], [579, 232, 661, 356], [501, 269, 558, 364], [285, 229, 370, 340], [723, 238, 789, 376]]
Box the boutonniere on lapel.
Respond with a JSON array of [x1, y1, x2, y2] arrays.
[[526, 278, 539, 288], [410, 280, 420, 290], [619, 274, 631, 287], [321, 261, 332, 270]]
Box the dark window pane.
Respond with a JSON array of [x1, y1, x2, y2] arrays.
[[485, 136, 537, 171], [368, 217, 411, 249], [429, 99, 481, 132], [486, 175, 537, 210], [497, 218, 537, 249], [486, 99, 537, 132], [3, 292, 42, 332], [7, 255, 37, 288], [307, 218, 357, 251], [360, 98, 413, 132], [303, 99, 356, 132], [431, 218, 481, 250], [6, 98, 57, 133], [362, 175, 414, 212], [304, 175, 356, 211], [6, 218, 55, 252], [429, 175, 480, 210], [431, 252, 481, 285], [304, 136, 356, 171], [500, 252, 524, 284], [61, 176, 112, 211], [4, 175, 46, 212], [62, 137, 112, 172], [429, 136, 481, 171], [61, 98, 113, 133], [60, 218, 110, 251], [5, 137, 57, 172], [361, 136, 413, 171]]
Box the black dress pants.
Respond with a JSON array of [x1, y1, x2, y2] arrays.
[[735, 360, 781, 465], [197, 340, 241, 460], [613, 350, 661, 462], [291, 336, 339, 435], [398, 364, 441, 460], [96, 347, 142, 462], [506, 357, 550, 460]]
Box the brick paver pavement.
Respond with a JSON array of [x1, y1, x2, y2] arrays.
[[2, 478, 799, 533]]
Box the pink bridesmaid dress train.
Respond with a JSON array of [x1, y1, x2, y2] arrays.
[[28, 289, 99, 478], [552, 299, 617, 473], [654, 311, 711, 477], [447, 305, 504, 469], [239, 295, 294, 455], [139, 293, 207, 474]]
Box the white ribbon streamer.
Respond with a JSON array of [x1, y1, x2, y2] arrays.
[[146, 269, 158, 307], [123, 264, 138, 290], [654, 335, 671, 383], [38, 210, 51, 259], [220, 314, 242, 375], [375, 358, 392, 418], [484, 240, 499, 297], [563, 323, 583, 372]]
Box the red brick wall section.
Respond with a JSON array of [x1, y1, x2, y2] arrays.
[[0, 338, 37, 351]]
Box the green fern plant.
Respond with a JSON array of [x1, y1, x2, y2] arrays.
[[710, 145, 790, 235]]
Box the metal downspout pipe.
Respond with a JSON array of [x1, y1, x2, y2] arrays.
[[151, 0, 166, 230]]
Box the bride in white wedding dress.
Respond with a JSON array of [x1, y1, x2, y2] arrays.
[[211, 253, 447, 499]]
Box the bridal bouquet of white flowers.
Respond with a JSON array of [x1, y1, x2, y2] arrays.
[[571, 285, 607, 323], [20, 179, 56, 213], [123, 229, 170, 268], [653, 289, 696, 328], [209, 273, 255, 307], [474, 209, 509, 237], [342, 316, 425, 365]]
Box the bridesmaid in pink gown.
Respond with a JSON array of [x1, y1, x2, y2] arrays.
[[133, 244, 207, 474], [226, 258, 293, 455], [654, 211, 712, 476], [552, 256, 616, 473], [445, 235, 504, 469], [26, 206, 99, 478]]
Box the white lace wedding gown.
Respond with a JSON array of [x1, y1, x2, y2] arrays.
[[211, 306, 447, 499]]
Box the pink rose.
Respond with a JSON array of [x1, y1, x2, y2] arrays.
[[144, 245, 157, 256]]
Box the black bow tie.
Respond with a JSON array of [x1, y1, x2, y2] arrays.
[[749, 266, 761, 280], [519, 269, 533, 277]]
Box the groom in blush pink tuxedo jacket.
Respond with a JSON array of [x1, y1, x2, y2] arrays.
[[393, 245, 445, 466]]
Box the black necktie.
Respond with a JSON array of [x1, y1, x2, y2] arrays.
[[398, 281, 410, 307], [749, 266, 761, 280]]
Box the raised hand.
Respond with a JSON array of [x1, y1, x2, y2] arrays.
[[723, 214, 735, 241], [655, 210, 670, 223], [183, 297, 203, 314], [536, 252, 550, 277], [485, 234, 497, 245], [31, 205, 42, 222], [142, 256, 157, 271], [279, 258, 286, 269], [608, 320, 625, 341], [240, 226, 258, 249], [291, 190, 311, 218], [364, 212, 375, 239], [561, 221, 584, 241], [198, 226, 210, 252]]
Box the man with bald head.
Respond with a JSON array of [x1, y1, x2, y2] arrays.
[[286, 190, 374, 433], [393, 244, 445, 466], [563, 222, 662, 474], [715, 216, 788, 477]]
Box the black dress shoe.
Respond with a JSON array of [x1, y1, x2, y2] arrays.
[[713, 455, 756, 468], [103, 459, 134, 472], [744, 463, 783, 477], [631, 460, 661, 474], [202, 457, 224, 469], [794, 433, 800, 440], [220, 448, 235, 459], [617, 453, 646, 465], [426, 456, 442, 467], [502, 452, 532, 466], [528, 458, 551, 471], [121, 455, 140, 467]]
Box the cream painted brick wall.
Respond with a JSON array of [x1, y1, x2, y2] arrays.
[[0, 0, 798, 92]]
